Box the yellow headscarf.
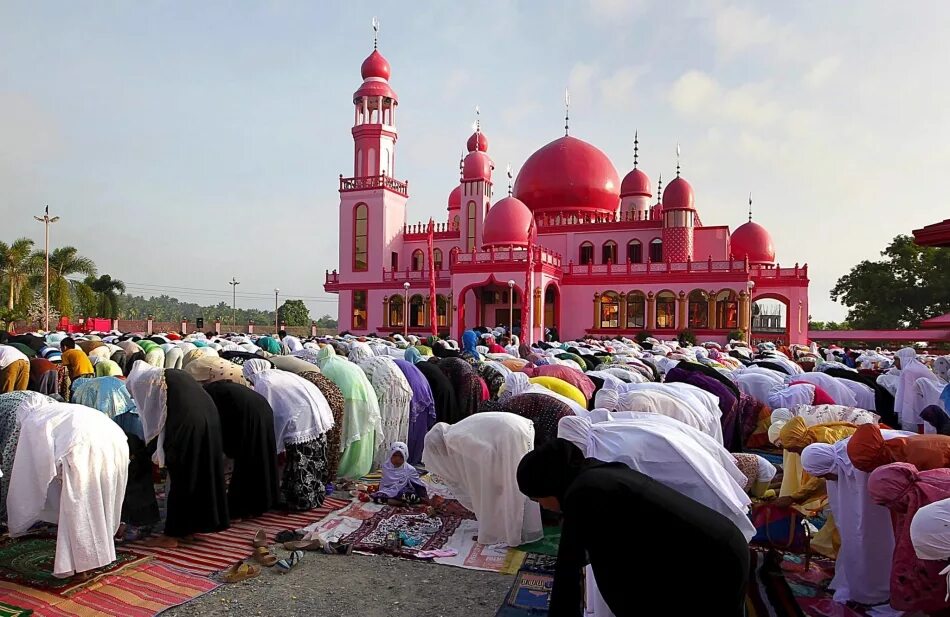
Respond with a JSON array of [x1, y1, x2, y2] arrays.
[[779, 416, 857, 450]]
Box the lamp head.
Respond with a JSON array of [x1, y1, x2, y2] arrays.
[[403, 282, 410, 290]]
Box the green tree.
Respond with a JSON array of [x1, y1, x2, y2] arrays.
[[315, 314, 338, 329], [44, 246, 97, 317], [830, 235, 950, 329], [277, 299, 310, 326], [76, 280, 99, 316], [87, 274, 126, 318], [0, 237, 39, 310]]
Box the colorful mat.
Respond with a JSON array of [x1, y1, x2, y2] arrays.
[[0, 562, 217, 617], [0, 602, 30, 616], [342, 499, 474, 558], [0, 536, 147, 596], [517, 527, 560, 558], [495, 553, 556, 616], [128, 497, 349, 575]]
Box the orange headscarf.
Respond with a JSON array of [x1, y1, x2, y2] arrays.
[[847, 424, 950, 473]]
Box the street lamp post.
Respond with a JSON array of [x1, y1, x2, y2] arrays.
[[746, 280, 756, 343], [33, 206, 60, 332], [403, 281, 410, 338], [229, 277, 240, 333], [274, 288, 280, 336], [507, 280, 515, 335]]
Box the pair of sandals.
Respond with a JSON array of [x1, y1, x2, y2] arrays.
[[251, 529, 303, 574]]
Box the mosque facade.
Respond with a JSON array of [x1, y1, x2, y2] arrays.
[[324, 44, 810, 345]]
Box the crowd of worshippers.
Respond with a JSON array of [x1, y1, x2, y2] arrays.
[[0, 326, 949, 615]]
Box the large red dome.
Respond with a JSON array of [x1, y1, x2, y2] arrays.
[[447, 186, 461, 211], [730, 220, 775, 264], [620, 168, 651, 197], [513, 136, 620, 216], [662, 176, 694, 210], [483, 196, 533, 248], [361, 50, 391, 80]]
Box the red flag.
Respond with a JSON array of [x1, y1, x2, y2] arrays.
[[522, 219, 536, 344], [427, 218, 437, 336]]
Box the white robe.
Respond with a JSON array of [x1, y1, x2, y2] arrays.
[[792, 372, 859, 407], [895, 348, 940, 429], [7, 402, 129, 577], [423, 413, 542, 547]]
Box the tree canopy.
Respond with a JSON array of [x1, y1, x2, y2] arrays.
[[277, 299, 310, 326], [830, 234, 950, 329]]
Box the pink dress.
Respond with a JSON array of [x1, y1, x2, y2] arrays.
[[868, 462, 950, 612]]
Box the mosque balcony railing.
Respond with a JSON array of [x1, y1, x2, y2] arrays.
[[403, 221, 460, 240], [450, 246, 562, 269], [561, 258, 809, 280], [534, 208, 663, 230], [339, 174, 409, 197], [324, 269, 450, 286]]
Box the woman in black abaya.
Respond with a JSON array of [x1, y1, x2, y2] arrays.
[[517, 439, 749, 617], [204, 381, 280, 519]]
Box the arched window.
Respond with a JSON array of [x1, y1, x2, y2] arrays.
[[649, 238, 663, 263], [466, 202, 476, 251], [368, 148, 376, 176], [655, 291, 676, 329], [356, 149, 363, 177], [688, 290, 709, 329], [626, 291, 645, 328], [409, 294, 425, 328], [579, 242, 594, 265], [388, 295, 404, 327], [453, 215, 460, 231], [600, 291, 620, 328], [602, 240, 618, 264], [627, 239, 642, 264], [716, 290, 739, 329], [352, 290, 367, 330], [411, 249, 424, 271], [436, 295, 449, 327], [432, 248, 443, 270], [353, 204, 368, 272]]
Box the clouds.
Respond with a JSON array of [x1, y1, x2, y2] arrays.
[[567, 62, 645, 111]]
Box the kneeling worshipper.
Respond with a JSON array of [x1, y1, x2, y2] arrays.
[[392, 359, 437, 465], [204, 380, 280, 519], [296, 370, 346, 481], [0, 391, 54, 522], [848, 423, 950, 473], [868, 463, 950, 614], [0, 344, 30, 393], [127, 362, 230, 547], [436, 357, 485, 423], [371, 441, 427, 505], [424, 412, 543, 547], [358, 356, 412, 468], [800, 434, 912, 614], [243, 359, 334, 510], [7, 397, 129, 578], [517, 439, 749, 617]]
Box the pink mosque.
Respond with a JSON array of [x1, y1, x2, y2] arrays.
[[325, 43, 810, 345]]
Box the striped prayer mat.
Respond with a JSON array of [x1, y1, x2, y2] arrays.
[[0, 562, 217, 617], [127, 497, 350, 575]]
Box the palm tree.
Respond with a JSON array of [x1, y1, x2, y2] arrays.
[[0, 237, 38, 310], [88, 274, 126, 318], [46, 246, 97, 317]]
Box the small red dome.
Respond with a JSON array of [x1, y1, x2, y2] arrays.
[[662, 176, 695, 210], [447, 186, 461, 211], [463, 151, 493, 181], [513, 136, 620, 216], [620, 168, 651, 197], [730, 220, 775, 264], [467, 132, 488, 153], [360, 50, 391, 80], [353, 79, 398, 103], [483, 197, 533, 248]]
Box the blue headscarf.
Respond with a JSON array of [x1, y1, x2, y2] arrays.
[[404, 346, 424, 365], [462, 330, 479, 355]]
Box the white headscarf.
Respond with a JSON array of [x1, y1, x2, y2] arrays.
[[125, 360, 168, 465], [242, 358, 273, 383], [248, 368, 334, 453]]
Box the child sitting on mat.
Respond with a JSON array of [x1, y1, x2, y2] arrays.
[[371, 442, 428, 506]]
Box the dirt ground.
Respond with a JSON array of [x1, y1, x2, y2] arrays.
[[163, 550, 512, 617]]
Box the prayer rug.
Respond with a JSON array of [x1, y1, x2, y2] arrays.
[[495, 553, 556, 616], [517, 527, 560, 557], [0, 562, 217, 617], [128, 497, 349, 576], [746, 547, 804, 617], [341, 499, 474, 558], [0, 536, 147, 596], [0, 602, 30, 616]]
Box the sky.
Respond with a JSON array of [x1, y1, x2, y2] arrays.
[[1, 1, 947, 321]]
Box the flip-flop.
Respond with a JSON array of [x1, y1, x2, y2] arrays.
[[283, 534, 325, 551], [222, 561, 261, 583], [252, 529, 268, 548], [252, 546, 279, 567], [276, 550, 303, 574]]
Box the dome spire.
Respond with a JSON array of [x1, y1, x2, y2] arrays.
[[372, 16, 379, 50], [656, 173, 663, 204], [633, 130, 639, 169], [675, 143, 681, 177], [748, 193, 753, 222], [506, 163, 513, 196], [564, 89, 570, 136], [474, 105, 481, 134]]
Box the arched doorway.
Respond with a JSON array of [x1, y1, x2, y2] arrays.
[[752, 293, 790, 345], [456, 277, 524, 339], [544, 284, 560, 334]]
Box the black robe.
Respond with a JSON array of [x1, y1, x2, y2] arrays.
[[124, 434, 161, 526], [203, 381, 280, 519], [436, 358, 481, 423], [415, 360, 456, 424], [823, 367, 898, 427], [161, 369, 230, 537]]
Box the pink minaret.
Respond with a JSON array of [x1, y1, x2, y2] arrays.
[[459, 110, 494, 252], [661, 149, 696, 262], [352, 39, 398, 178]]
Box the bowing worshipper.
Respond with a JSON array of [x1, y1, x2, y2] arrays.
[[499, 393, 575, 447], [8, 397, 129, 578], [94, 358, 123, 378], [203, 380, 280, 518], [71, 375, 159, 532], [406, 348, 456, 426], [279, 330, 303, 353], [269, 354, 321, 375], [424, 413, 543, 547], [59, 337, 94, 381], [922, 405, 950, 436], [521, 364, 596, 403], [460, 329, 483, 366], [478, 362, 509, 400], [358, 356, 412, 468], [182, 346, 218, 369], [732, 452, 778, 498], [848, 423, 950, 473], [183, 354, 247, 385], [255, 336, 282, 355], [242, 359, 334, 510], [517, 439, 749, 617], [801, 437, 908, 611], [163, 344, 184, 369], [596, 387, 723, 442], [910, 498, 950, 602], [296, 370, 345, 481], [29, 356, 69, 397], [504, 372, 588, 416], [315, 345, 382, 479], [895, 347, 941, 432], [127, 362, 230, 547], [392, 359, 436, 465], [347, 341, 374, 364], [792, 372, 859, 407], [0, 391, 53, 522], [437, 357, 485, 423], [734, 367, 785, 404], [867, 463, 950, 614], [116, 340, 145, 376], [528, 376, 588, 410], [0, 345, 30, 393], [371, 442, 427, 505]]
